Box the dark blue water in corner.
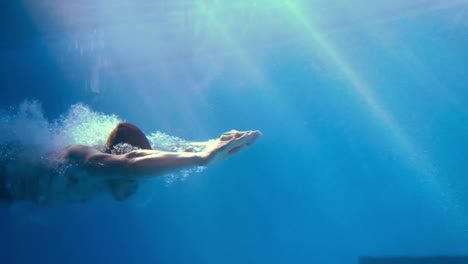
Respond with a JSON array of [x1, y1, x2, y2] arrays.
[[1, 1, 468, 264]]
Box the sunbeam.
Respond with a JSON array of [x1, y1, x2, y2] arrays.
[[281, 0, 468, 220]]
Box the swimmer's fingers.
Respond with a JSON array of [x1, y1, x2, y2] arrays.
[[227, 130, 261, 153], [220, 130, 261, 141], [236, 130, 261, 145]]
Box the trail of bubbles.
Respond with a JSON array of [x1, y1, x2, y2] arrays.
[[0, 100, 55, 155], [54, 103, 122, 148], [147, 132, 205, 152]]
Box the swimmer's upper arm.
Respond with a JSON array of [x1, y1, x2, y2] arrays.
[[64, 145, 131, 176]]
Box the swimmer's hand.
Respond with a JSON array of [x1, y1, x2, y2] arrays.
[[203, 130, 262, 166]]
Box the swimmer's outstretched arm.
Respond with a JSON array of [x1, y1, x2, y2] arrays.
[[63, 130, 260, 178]]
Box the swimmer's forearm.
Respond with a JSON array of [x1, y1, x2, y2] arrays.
[[126, 151, 208, 177], [127, 130, 261, 176]]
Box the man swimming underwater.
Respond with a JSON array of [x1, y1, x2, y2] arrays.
[[0, 122, 261, 206]]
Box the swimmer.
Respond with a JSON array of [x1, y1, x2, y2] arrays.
[[0, 122, 261, 206]]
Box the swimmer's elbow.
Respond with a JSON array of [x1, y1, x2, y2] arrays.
[[125, 157, 168, 178], [125, 159, 147, 178]]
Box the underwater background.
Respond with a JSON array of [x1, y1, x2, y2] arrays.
[[1, 1, 468, 263]]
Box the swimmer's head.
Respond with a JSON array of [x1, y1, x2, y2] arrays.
[[104, 122, 152, 153]]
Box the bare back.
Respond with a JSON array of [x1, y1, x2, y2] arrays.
[[0, 154, 108, 206]]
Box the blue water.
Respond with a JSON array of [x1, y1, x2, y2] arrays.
[[1, 1, 468, 263]]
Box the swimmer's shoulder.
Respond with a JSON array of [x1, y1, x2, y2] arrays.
[[61, 145, 103, 162]]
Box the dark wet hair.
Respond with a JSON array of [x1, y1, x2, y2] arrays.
[[104, 122, 152, 153], [105, 122, 151, 201]]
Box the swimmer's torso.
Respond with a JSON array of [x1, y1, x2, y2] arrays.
[[1, 158, 108, 206], [0, 146, 141, 206]]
